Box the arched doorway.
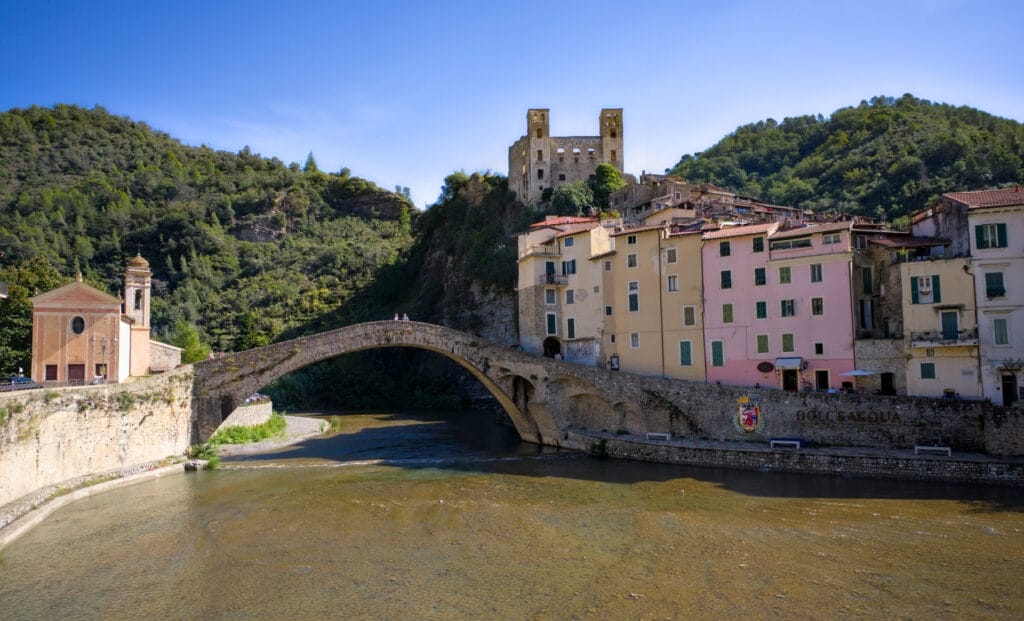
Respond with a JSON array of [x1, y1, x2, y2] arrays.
[[542, 337, 562, 358]]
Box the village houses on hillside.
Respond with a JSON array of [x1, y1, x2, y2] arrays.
[[511, 109, 1024, 406]]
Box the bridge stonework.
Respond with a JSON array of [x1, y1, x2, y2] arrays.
[[191, 321, 1022, 456]]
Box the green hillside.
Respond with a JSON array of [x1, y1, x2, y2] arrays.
[[667, 94, 1024, 219]]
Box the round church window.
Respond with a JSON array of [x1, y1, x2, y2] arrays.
[[71, 316, 85, 335]]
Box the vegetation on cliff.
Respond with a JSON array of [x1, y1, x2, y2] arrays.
[[667, 94, 1024, 219]]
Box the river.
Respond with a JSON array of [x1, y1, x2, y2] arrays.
[[1, 410, 1022, 619]]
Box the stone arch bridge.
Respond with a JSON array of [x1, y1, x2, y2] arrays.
[[191, 321, 995, 453]]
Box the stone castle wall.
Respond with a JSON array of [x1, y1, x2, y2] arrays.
[[0, 368, 194, 507]]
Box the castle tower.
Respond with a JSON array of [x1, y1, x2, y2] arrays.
[[599, 108, 624, 172], [124, 253, 152, 376]]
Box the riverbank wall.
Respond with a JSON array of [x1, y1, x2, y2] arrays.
[[0, 368, 194, 507], [565, 431, 1024, 486]]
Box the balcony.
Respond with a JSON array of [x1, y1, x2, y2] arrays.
[[519, 245, 561, 260], [538, 274, 568, 286], [910, 328, 978, 348]]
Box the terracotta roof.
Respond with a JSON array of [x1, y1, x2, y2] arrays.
[[611, 223, 666, 237], [943, 187, 1024, 209], [590, 250, 617, 260], [554, 223, 600, 239], [868, 236, 950, 249], [701, 222, 777, 240], [529, 215, 598, 229], [771, 221, 852, 239]]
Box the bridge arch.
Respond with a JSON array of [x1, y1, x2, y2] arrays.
[[192, 322, 548, 443]]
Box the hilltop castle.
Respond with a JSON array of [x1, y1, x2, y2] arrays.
[[508, 108, 624, 204]]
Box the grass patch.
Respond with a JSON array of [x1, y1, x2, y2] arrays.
[[328, 415, 342, 432], [116, 392, 135, 410], [209, 412, 287, 445], [187, 442, 222, 468]]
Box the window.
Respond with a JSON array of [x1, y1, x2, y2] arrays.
[[754, 267, 766, 286], [911, 275, 942, 304], [755, 300, 767, 319], [683, 306, 696, 326], [536, 127, 542, 138], [823, 232, 841, 245], [45, 365, 57, 381], [719, 241, 731, 256], [779, 266, 791, 284], [562, 259, 576, 275], [537, 169, 544, 179], [679, 341, 692, 366], [544, 289, 556, 305], [627, 235, 637, 245], [537, 149, 543, 161], [770, 237, 812, 250], [134, 290, 143, 310], [756, 334, 769, 354], [720, 270, 732, 289], [564, 237, 574, 247], [782, 333, 794, 352], [545, 313, 557, 335], [610, 334, 616, 344], [814, 342, 824, 355], [71, 316, 85, 335], [994, 318, 1009, 346], [566, 289, 574, 305], [567, 318, 576, 339], [811, 297, 824, 316], [628, 281, 639, 312], [976, 223, 1008, 249], [781, 299, 795, 317], [611, 149, 617, 161], [711, 341, 724, 367], [986, 272, 1006, 298], [666, 247, 677, 263], [604, 260, 612, 271], [862, 267, 872, 294], [722, 304, 734, 323], [752, 237, 764, 253], [627, 253, 638, 268], [605, 305, 613, 316], [920, 362, 936, 379], [630, 332, 640, 348], [810, 263, 822, 283], [667, 274, 679, 292]]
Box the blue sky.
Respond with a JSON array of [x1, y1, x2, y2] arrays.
[[3, 0, 1022, 208]]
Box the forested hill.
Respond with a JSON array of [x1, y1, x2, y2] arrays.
[[0, 104, 417, 369], [667, 94, 1024, 220]]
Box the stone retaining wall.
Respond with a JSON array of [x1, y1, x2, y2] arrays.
[[218, 400, 273, 430], [565, 431, 1024, 486], [0, 368, 194, 507]]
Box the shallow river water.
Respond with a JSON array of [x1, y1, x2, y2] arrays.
[[1, 410, 1023, 619]]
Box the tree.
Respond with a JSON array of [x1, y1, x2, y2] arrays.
[[170, 320, 211, 363], [550, 180, 594, 216], [592, 163, 627, 209], [303, 152, 319, 173], [0, 258, 67, 374]]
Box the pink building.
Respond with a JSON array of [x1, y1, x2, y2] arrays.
[[703, 222, 857, 391]]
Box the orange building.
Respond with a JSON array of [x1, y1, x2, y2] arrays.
[[29, 255, 180, 384]]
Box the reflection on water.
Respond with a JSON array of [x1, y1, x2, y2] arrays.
[[1, 411, 1022, 619]]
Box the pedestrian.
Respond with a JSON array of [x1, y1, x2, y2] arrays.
[[394, 313, 400, 320], [402, 313, 409, 322]]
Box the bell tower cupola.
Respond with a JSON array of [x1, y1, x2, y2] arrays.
[[124, 253, 152, 328]]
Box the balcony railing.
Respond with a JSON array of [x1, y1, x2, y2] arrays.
[[910, 328, 978, 347], [519, 245, 561, 259], [538, 274, 568, 286]]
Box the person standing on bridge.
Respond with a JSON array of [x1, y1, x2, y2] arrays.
[[402, 313, 409, 322], [394, 313, 400, 320]]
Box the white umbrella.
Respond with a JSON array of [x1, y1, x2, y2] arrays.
[[841, 369, 876, 376]]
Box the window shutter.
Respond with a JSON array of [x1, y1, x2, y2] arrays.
[[997, 223, 1008, 248], [911, 275, 919, 304], [975, 224, 987, 249], [932, 275, 941, 303]]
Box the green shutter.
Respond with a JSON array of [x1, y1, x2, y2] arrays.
[[932, 275, 941, 303], [911, 275, 919, 304], [679, 341, 692, 366], [711, 341, 724, 367], [997, 223, 1008, 248], [567, 318, 575, 339], [975, 224, 988, 249]]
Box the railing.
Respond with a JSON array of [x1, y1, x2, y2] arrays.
[[855, 330, 903, 340], [538, 274, 568, 286], [519, 245, 561, 259], [910, 328, 978, 347]]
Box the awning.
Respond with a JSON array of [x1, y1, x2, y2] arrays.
[[775, 357, 803, 370]]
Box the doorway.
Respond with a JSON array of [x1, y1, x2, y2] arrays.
[[67, 364, 85, 385], [782, 369, 798, 392], [814, 370, 830, 392], [1002, 374, 1018, 407], [880, 372, 896, 395], [542, 337, 562, 358]]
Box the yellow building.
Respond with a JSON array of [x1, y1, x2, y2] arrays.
[[30, 255, 181, 384], [659, 229, 706, 382]]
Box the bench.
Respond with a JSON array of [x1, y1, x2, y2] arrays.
[[914, 445, 951, 456], [770, 438, 804, 449], [645, 432, 671, 442]]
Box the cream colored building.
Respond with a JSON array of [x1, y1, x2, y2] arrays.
[[30, 255, 181, 384]]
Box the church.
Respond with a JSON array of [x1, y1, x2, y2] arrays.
[[29, 254, 181, 384]]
